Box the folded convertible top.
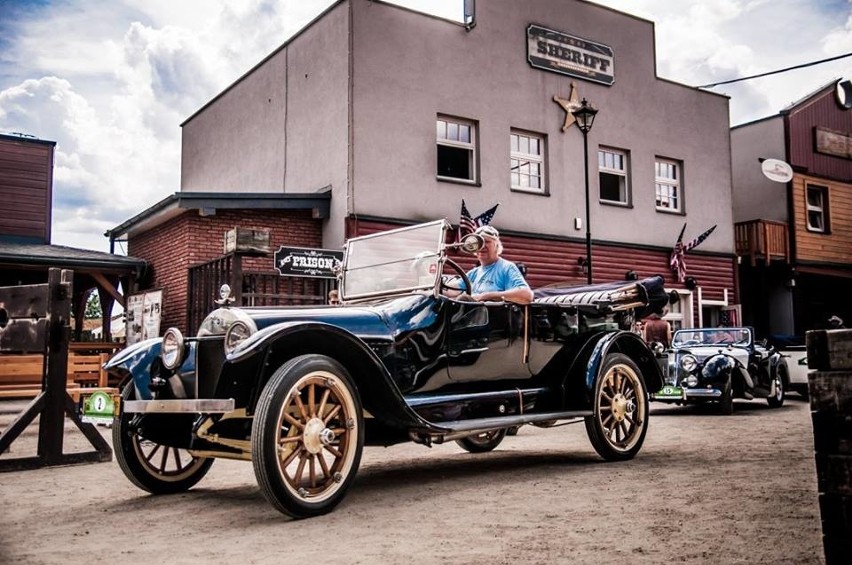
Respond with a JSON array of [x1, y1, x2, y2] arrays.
[[533, 275, 669, 318]]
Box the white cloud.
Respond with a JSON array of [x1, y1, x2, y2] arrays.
[[1, 0, 341, 251], [593, 0, 852, 123]]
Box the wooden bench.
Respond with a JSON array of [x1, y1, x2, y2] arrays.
[[0, 352, 115, 400]]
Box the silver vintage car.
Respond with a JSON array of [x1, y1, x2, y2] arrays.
[[652, 327, 788, 414]]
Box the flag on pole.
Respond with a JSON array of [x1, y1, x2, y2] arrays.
[[458, 200, 499, 239], [669, 223, 716, 282], [459, 200, 476, 236]]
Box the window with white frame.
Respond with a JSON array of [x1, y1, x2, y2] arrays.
[[437, 117, 476, 182], [665, 292, 691, 331], [806, 184, 829, 233], [655, 158, 682, 212], [598, 147, 629, 204], [510, 130, 546, 192]]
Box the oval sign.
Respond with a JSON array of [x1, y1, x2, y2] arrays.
[[761, 158, 793, 183], [836, 79, 852, 110]]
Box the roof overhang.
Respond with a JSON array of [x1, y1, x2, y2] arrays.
[[0, 241, 146, 277], [105, 189, 332, 241]]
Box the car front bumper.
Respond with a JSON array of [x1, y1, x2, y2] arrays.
[[124, 399, 236, 413], [651, 385, 723, 402]]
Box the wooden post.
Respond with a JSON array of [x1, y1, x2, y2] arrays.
[[807, 328, 852, 565], [37, 268, 71, 463]]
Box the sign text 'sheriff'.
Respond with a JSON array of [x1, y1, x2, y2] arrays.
[[527, 24, 614, 86], [274, 247, 343, 279]]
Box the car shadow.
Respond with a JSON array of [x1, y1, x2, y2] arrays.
[[97, 447, 610, 521]]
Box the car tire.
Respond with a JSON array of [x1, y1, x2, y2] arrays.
[[113, 382, 214, 494], [584, 353, 649, 461], [456, 429, 507, 453], [252, 354, 364, 519], [719, 381, 734, 415], [767, 371, 785, 408]]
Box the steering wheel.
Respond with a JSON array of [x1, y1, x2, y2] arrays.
[[441, 258, 473, 297]]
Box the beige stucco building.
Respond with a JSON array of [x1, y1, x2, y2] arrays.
[[112, 0, 737, 331]]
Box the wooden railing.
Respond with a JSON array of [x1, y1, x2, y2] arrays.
[[734, 219, 790, 266], [187, 253, 332, 334]]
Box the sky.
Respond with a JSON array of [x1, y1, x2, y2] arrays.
[[1, 0, 850, 253]]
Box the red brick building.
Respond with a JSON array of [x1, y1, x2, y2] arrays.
[[106, 192, 329, 333]]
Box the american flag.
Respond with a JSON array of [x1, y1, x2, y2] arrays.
[[669, 223, 716, 282], [458, 200, 499, 238]]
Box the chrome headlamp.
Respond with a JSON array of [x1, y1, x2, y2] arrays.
[[224, 319, 258, 355], [161, 328, 185, 370], [680, 354, 698, 373]]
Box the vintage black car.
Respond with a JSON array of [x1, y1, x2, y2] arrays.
[[101, 220, 669, 518], [651, 327, 787, 414]]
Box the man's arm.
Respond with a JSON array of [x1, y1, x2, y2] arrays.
[[473, 287, 533, 304]]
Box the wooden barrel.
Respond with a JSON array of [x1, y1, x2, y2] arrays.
[[807, 328, 852, 565]]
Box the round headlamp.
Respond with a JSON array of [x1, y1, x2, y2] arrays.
[[224, 319, 257, 355], [161, 328, 185, 370], [680, 354, 698, 373]]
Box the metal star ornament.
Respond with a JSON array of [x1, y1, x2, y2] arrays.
[[554, 82, 581, 131]]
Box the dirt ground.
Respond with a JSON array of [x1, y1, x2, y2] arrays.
[[0, 395, 824, 565]]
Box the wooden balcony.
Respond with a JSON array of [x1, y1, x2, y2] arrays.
[[735, 219, 790, 267]]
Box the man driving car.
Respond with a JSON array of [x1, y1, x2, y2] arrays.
[[458, 225, 534, 304]]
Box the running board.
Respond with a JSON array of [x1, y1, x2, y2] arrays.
[[435, 410, 592, 433]]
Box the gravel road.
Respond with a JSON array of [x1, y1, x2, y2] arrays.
[[0, 395, 824, 564]]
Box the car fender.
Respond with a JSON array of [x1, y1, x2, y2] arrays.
[[769, 351, 788, 383], [104, 338, 201, 400], [233, 320, 445, 430], [561, 331, 662, 409]]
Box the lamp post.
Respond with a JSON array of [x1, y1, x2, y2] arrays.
[[572, 97, 598, 285]]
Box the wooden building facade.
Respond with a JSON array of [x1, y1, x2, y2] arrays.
[[732, 81, 852, 337], [0, 133, 53, 243]]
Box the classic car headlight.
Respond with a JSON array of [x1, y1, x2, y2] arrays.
[[161, 328, 185, 370], [680, 354, 698, 373], [224, 319, 257, 355], [684, 375, 699, 387]]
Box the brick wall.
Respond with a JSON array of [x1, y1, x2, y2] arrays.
[[128, 209, 323, 333]]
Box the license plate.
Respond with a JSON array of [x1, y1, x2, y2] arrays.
[[79, 390, 121, 424], [653, 386, 684, 400]]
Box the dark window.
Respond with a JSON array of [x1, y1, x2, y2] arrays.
[[806, 184, 829, 233], [437, 117, 476, 182], [598, 148, 628, 204], [437, 145, 472, 180]]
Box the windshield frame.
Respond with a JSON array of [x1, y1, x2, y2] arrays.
[[672, 327, 752, 348], [340, 220, 449, 301]]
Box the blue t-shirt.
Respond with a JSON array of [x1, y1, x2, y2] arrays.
[[465, 258, 529, 295]]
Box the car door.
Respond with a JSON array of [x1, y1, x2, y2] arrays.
[[445, 299, 531, 383]]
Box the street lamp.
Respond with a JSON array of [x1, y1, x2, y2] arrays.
[[572, 97, 598, 285]]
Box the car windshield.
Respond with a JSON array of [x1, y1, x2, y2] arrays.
[[672, 328, 751, 347], [342, 220, 447, 299]]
